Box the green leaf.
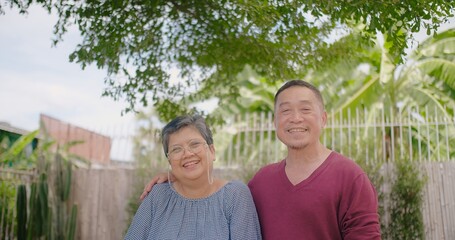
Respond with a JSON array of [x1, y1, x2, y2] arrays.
[[0, 130, 39, 164]]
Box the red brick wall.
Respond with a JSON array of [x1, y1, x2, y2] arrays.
[[40, 114, 111, 164]]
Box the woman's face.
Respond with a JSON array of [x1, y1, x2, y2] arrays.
[[167, 126, 215, 183]]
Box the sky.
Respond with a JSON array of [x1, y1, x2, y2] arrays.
[[1, 5, 454, 135], [0, 6, 137, 133]]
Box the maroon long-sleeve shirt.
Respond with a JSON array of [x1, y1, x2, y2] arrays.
[[248, 151, 381, 240]]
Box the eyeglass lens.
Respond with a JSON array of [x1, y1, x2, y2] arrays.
[[168, 141, 206, 160]]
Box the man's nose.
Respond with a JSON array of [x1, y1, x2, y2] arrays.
[[290, 110, 304, 121]]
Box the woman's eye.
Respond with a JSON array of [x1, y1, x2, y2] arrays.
[[171, 147, 182, 153], [190, 142, 201, 148]]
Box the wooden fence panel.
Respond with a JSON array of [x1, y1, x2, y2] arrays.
[[427, 163, 444, 239], [71, 169, 101, 240], [65, 162, 455, 240], [70, 168, 137, 240], [445, 162, 455, 238], [420, 162, 455, 240], [2, 163, 455, 239], [429, 162, 455, 239]]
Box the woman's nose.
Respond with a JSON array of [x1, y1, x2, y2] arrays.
[[181, 147, 196, 158]]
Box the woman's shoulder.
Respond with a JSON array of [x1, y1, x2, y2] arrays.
[[221, 180, 256, 214], [143, 183, 173, 201], [225, 180, 248, 188], [222, 180, 252, 196], [151, 182, 172, 192]]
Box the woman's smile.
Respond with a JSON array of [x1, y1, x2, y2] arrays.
[[182, 160, 200, 169]]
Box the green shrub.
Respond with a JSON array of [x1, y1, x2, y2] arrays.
[[388, 158, 426, 240], [0, 181, 16, 238]]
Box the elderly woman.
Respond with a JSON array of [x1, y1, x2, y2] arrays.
[[125, 115, 262, 240]]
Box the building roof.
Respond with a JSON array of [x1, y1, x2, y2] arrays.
[[0, 122, 30, 135]]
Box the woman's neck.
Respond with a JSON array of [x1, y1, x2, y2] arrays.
[[173, 179, 221, 199]]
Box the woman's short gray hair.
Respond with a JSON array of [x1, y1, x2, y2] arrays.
[[161, 115, 214, 155]]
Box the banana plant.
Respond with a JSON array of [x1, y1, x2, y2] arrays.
[[310, 29, 455, 162], [0, 130, 39, 167]]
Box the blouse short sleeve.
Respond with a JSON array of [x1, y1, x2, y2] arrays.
[[125, 181, 262, 240]]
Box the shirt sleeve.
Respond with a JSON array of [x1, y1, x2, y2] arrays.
[[124, 192, 154, 240], [227, 181, 262, 240], [341, 173, 381, 240]]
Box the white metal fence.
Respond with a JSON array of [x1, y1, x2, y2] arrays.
[[102, 106, 455, 166], [212, 106, 455, 168]]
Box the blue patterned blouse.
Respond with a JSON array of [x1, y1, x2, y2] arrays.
[[124, 180, 262, 240]]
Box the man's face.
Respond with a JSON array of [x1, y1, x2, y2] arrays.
[[274, 86, 327, 150]]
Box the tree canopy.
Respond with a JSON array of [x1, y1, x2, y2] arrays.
[[2, 0, 454, 121]]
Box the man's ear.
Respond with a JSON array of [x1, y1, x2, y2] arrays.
[[321, 110, 328, 127], [273, 113, 277, 129]]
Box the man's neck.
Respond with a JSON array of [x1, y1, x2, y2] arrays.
[[285, 143, 331, 166], [284, 144, 332, 185]]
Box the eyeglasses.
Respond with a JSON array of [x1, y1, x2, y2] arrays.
[[167, 140, 208, 161]]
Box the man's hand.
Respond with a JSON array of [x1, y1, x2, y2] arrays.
[[139, 172, 171, 201]]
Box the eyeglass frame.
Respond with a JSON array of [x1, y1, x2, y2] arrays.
[[166, 140, 209, 161]]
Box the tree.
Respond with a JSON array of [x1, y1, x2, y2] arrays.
[[2, 1, 454, 122]]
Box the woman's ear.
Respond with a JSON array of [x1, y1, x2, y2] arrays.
[[209, 144, 216, 160]]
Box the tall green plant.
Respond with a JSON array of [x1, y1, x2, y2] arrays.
[[16, 184, 27, 240], [26, 173, 49, 239], [1, 131, 39, 239], [66, 204, 78, 240], [13, 151, 78, 240], [51, 151, 77, 240], [386, 158, 426, 240], [1, 181, 16, 238], [3, 134, 78, 240]]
